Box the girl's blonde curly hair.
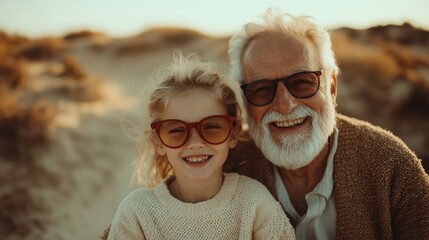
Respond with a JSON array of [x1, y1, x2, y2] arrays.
[[132, 50, 242, 188]]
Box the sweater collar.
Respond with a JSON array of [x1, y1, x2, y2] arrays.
[[154, 172, 239, 217]]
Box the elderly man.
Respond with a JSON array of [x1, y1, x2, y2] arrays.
[[224, 9, 429, 239]]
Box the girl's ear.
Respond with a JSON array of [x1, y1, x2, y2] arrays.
[[228, 122, 242, 149], [151, 133, 166, 156]]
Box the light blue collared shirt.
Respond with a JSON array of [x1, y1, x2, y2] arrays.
[[274, 128, 339, 240]]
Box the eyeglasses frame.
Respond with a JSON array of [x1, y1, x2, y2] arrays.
[[240, 70, 323, 106], [150, 114, 236, 148]]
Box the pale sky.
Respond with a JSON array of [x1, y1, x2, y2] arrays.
[[0, 0, 428, 38]]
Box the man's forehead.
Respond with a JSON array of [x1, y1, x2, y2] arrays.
[[247, 33, 306, 53], [242, 33, 314, 80]]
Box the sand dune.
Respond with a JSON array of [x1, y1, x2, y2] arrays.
[[0, 25, 428, 239]]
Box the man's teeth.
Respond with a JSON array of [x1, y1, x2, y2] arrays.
[[184, 156, 210, 163], [274, 117, 306, 127]]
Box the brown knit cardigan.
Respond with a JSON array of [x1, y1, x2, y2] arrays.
[[223, 113, 429, 239]]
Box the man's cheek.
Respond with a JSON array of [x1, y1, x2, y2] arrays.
[[247, 106, 266, 124]]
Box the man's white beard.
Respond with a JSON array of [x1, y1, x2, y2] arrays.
[[248, 99, 336, 169]]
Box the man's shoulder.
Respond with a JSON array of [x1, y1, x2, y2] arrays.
[[336, 113, 418, 160], [337, 113, 389, 134], [337, 114, 405, 145]]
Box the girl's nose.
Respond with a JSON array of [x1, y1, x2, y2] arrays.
[[186, 128, 205, 149]]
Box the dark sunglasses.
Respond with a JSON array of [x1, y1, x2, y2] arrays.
[[151, 115, 236, 149], [240, 70, 322, 106]]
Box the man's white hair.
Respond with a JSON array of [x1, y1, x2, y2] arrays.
[[228, 8, 339, 169], [229, 8, 339, 84]]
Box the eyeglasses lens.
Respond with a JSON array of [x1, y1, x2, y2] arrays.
[[156, 116, 232, 148], [242, 71, 320, 106], [158, 120, 188, 148], [200, 116, 231, 144]]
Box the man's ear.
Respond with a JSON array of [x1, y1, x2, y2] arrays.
[[330, 73, 337, 103], [151, 133, 166, 156], [228, 122, 242, 149]]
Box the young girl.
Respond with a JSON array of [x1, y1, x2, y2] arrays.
[[107, 51, 295, 240]]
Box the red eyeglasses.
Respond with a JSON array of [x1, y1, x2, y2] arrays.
[[150, 115, 236, 148]]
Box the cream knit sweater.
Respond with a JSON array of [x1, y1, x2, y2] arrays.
[[108, 173, 295, 240]]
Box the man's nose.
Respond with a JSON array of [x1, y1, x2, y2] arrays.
[[272, 82, 297, 114]]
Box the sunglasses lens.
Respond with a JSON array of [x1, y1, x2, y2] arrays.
[[158, 120, 188, 148], [200, 116, 232, 144], [287, 72, 319, 98], [242, 71, 320, 106], [243, 81, 276, 106]]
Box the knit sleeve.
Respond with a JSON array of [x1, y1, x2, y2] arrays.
[[390, 147, 429, 238], [108, 191, 146, 240], [252, 188, 295, 240]]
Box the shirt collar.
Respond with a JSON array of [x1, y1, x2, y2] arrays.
[[274, 127, 339, 216]]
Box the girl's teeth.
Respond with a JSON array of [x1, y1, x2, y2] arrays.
[[184, 156, 210, 163], [274, 117, 305, 127]]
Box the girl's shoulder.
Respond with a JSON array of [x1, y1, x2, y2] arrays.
[[226, 172, 275, 201], [118, 187, 156, 209], [237, 173, 271, 192], [123, 175, 173, 205]]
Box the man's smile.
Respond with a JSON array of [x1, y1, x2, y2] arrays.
[[272, 117, 307, 128]]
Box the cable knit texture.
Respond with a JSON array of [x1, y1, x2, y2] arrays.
[[224, 113, 429, 239], [108, 173, 295, 240]]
